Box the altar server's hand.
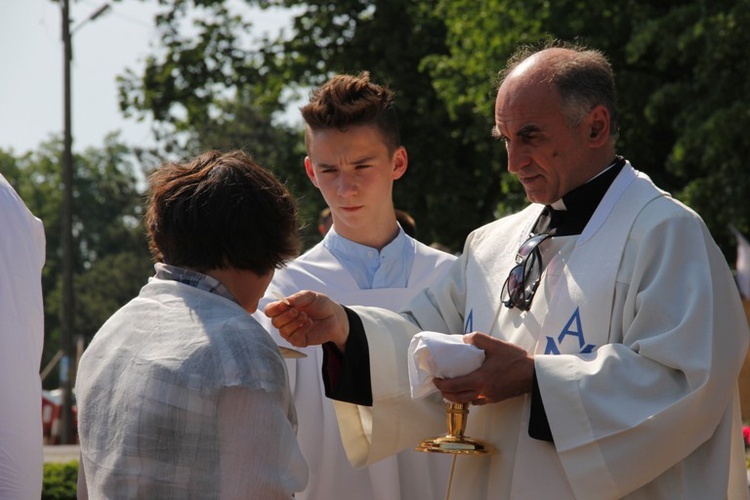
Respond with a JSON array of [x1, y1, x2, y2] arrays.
[[264, 290, 350, 351], [433, 332, 534, 406]]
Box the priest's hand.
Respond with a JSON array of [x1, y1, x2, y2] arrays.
[[433, 332, 534, 406], [264, 290, 350, 352]]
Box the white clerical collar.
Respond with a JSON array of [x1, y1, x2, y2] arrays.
[[550, 199, 567, 210]]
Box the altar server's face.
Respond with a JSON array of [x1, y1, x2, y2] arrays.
[[304, 124, 407, 239]]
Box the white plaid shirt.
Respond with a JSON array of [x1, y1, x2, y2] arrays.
[[76, 265, 307, 498]]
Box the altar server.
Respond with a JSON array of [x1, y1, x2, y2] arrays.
[[257, 72, 455, 500]]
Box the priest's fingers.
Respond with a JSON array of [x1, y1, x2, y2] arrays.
[[269, 307, 313, 348], [264, 291, 319, 344], [463, 331, 502, 351], [265, 290, 313, 317], [438, 386, 493, 406], [264, 291, 350, 349], [283, 322, 314, 348], [265, 290, 338, 320], [437, 386, 489, 405], [264, 298, 291, 319], [435, 365, 518, 406], [437, 388, 479, 405], [464, 331, 535, 402], [434, 373, 483, 403]]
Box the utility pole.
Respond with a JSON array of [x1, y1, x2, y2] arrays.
[[60, 0, 75, 446], [59, 0, 110, 445]]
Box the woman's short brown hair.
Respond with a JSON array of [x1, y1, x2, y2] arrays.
[[145, 150, 300, 274]]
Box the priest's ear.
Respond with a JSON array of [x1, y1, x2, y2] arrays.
[[586, 105, 611, 148]]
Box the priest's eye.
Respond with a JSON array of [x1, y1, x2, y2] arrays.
[[490, 126, 506, 143], [492, 134, 509, 145]]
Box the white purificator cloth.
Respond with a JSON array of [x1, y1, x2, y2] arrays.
[[407, 331, 485, 399]]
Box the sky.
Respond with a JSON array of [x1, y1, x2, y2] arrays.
[[0, 0, 294, 155]]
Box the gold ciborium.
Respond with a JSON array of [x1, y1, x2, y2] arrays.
[[415, 401, 495, 455]]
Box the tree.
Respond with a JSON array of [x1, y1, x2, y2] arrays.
[[624, 0, 750, 259], [122, 0, 749, 264], [121, 0, 505, 252], [424, 0, 750, 261]]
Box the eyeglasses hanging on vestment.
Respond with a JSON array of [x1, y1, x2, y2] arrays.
[[501, 233, 551, 311]]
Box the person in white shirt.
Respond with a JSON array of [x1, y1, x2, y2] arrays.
[[0, 173, 45, 499], [258, 72, 456, 500], [76, 150, 308, 499], [267, 44, 750, 499]]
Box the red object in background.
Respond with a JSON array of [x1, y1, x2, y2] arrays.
[[41, 393, 56, 440], [42, 389, 78, 444]]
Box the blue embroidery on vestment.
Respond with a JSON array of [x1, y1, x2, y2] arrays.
[[464, 309, 473, 334], [544, 307, 596, 354]]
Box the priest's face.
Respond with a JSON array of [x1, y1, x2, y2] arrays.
[[493, 53, 600, 205], [304, 124, 407, 246]]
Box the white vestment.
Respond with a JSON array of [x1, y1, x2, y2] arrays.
[[0, 174, 45, 499], [335, 164, 750, 499], [258, 238, 456, 500]]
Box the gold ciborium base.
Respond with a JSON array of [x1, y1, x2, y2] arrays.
[[415, 401, 496, 455], [415, 434, 495, 455]]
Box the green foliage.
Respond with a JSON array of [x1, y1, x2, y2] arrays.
[[42, 461, 78, 500], [424, 0, 750, 260], [121, 0, 507, 252], [624, 0, 750, 257], [121, 0, 749, 262]]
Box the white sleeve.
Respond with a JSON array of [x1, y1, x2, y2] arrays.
[[217, 387, 307, 499], [76, 454, 89, 500], [0, 175, 45, 499]]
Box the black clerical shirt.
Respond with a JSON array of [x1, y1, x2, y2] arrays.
[[321, 157, 627, 442], [532, 156, 625, 236]]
